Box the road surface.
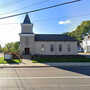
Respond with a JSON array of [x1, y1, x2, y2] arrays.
[[0, 66, 90, 90]]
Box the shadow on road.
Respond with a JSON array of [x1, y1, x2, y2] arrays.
[[51, 66, 90, 76], [53, 54, 90, 76]]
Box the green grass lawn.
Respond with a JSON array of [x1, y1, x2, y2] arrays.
[[32, 57, 90, 63], [0, 57, 21, 64]]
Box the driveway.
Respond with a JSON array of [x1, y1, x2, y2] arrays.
[[0, 66, 90, 90]]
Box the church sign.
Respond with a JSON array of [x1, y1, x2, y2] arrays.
[[4, 53, 12, 60]]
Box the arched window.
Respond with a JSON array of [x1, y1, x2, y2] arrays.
[[59, 44, 62, 52], [50, 44, 54, 52]]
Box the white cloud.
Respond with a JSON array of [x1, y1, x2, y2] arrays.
[[59, 20, 71, 24]]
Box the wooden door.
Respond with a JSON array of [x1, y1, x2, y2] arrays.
[[25, 48, 30, 55]]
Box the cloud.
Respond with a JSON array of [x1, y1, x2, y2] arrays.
[[59, 20, 71, 24]]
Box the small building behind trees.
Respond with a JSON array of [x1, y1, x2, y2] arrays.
[[82, 34, 90, 53]]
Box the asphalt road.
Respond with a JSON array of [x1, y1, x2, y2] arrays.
[[0, 66, 90, 90]]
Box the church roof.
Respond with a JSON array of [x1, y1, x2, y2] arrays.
[[23, 14, 32, 24], [35, 34, 77, 41]]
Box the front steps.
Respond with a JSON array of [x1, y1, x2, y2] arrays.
[[23, 55, 31, 59]]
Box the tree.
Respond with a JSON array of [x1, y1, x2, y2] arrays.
[[0, 44, 2, 52], [65, 20, 90, 41], [3, 42, 20, 53]]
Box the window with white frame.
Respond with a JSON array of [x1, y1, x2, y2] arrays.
[[59, 44, 62, 52], [50, 44, 54, 52]]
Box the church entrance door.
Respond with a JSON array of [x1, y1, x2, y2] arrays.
[[25, 48, 30, 55]]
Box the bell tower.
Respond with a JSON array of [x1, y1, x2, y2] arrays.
[[20, 14, 35, 56], [21, 14, 33, 34]]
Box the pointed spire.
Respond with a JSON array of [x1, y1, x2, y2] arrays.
[[23, 14, 32, 24]]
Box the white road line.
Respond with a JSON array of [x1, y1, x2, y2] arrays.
[[0, 76, 90, 79]]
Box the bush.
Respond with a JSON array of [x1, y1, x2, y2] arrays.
[[6, 52, 21, 59], [12, 52, 21, 59]]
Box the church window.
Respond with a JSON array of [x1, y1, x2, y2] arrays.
[[59, 44, 62, 52], [50, 44, 54, 52]]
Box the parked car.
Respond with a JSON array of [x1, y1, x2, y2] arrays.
[[78, 48, 84, 52]]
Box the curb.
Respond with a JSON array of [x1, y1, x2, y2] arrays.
[[1, 63, 90, 68], [0, 66, 52, 68]]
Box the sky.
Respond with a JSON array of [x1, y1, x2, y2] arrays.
[[0, 0, 89, 46]]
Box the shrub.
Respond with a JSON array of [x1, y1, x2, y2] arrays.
[[7, 52, 21, 59]]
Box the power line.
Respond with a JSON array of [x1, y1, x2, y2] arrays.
[[0, 0, 52, 15], [0, 0, 81, 20], [1, 10, 90, 24]]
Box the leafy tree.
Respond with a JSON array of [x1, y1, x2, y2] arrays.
[[0, 44, 2, 52], [3, 42, 20, 53], [65, 20, 90, 41]]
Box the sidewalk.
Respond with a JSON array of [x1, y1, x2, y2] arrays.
[[0, 59, 90, 68]]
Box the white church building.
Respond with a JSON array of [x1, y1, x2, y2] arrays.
[[20, 14, 78, 56]]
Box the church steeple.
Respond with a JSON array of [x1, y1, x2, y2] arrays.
[[23, 14, 32, 24], [21, 13, 33, 34]]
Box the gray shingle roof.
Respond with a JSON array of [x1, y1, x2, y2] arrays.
[[35, 34, 77, 41], [23, 14, 32, 24]]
